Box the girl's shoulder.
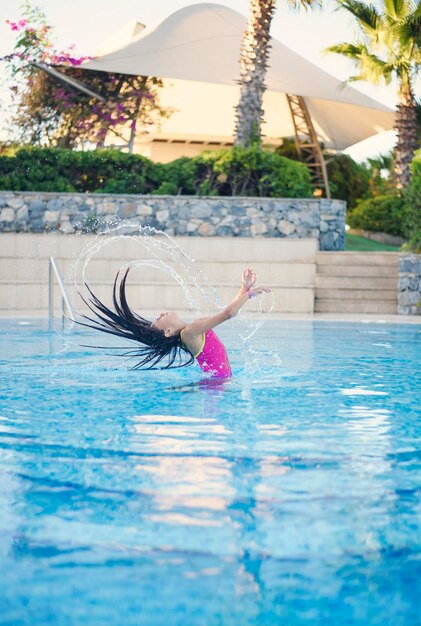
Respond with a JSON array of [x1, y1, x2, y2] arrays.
[[180, 328, 205, 358]]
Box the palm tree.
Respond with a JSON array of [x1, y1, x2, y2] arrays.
[[325, 0, 421, 188], [234, 0, 318, 147]]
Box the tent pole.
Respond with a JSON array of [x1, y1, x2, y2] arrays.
[[285, 94, 330, 199]]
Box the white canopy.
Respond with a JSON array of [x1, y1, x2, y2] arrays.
[[83, 2, 395, 150]]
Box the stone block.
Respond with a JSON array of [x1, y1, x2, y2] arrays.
[[16, 206, 29, 222], [398, 290, 419, 306], [98, 201, 117, 215], [172, 206, 187, 220], [198, 222, 215, 236], [156, 209, 170, 223], [399, 255, 421, 274], [319, 231, 334, 251], [142, 217, 160, 230], [250, 221, 267, 236], [193, 203, 212, 219], [60, 222, 76, 235], [246, 208, 260, 218], [136, 205, 153, 216], [230, 205, 246, 216], [277, 219, 295, 235], [176, 221, 187, 235], [44, 210, 60, 223], [7, 198, 24, 209], [28, 200, 47, 214], [28, 218, 45, 232], [61, 205, 79, 217], [117, 203, 137, 219], [47, 199, 64, 211], [216, 225, 235, 236], [0, 208, 15, 222]]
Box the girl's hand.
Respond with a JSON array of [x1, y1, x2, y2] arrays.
[[241, 267, 256, 293], [247, 286, 271, 299]]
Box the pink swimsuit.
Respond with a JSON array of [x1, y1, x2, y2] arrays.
[[193, 330, 232, 379]]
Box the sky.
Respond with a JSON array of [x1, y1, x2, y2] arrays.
[[1, 0, 417, 161]]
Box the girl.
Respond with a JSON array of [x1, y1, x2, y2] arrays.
[[79, 267, 270, 379]]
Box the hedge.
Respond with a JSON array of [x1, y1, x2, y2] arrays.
[[0, 145, 313, 198], [346, 151, 421, 252], [403, 151, 421, 252], [326, 153, 370, 210], [347, 193, 405, 237]]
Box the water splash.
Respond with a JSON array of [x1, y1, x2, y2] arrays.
[[69, 220, 274, 371], [71, 222, 222, 314]]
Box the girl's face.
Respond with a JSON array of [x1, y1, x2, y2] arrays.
[[152, 311, 181, 336]]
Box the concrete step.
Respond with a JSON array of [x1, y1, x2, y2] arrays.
[[0, 233, 318, 263], [316, 289, 397, 301], [316, 264, 398, 278], [0, 259, 315, 287], [316, 252, 400, 266], [315, 299, 397, 314], [0, 282, 314, 314], [314, 250, 399, 315], [315, 276, 397, 290]]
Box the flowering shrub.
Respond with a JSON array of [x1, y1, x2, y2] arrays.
[[2, 1, 169, 147]]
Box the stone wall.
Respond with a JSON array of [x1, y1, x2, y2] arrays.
[[0, 191, 346, 251], [398, 254, 421, 315]]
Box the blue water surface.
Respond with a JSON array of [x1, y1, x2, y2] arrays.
[[0, 318, 420, 626]]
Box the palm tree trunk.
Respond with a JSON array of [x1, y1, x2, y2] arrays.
[[394, 83, 418, 188], [234, 0, 276, 147]]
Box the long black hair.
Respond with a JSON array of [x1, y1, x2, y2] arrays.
[[77, 267, 195, 370]]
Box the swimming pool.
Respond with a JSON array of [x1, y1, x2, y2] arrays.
[[0, 318, 420, 625]]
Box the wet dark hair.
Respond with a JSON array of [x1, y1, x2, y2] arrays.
[[77, 267, 194, 370]]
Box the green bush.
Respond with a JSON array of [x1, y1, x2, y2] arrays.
[[0, 145, 313, 198], [151, 157, 201, 195], [403, 151, 421, 252], [326, 154, 370, 209], [0, 148, 76, 192], [195, 144, 313, 197], [0, 147, 159, 194], [347, 193, 406, 237]]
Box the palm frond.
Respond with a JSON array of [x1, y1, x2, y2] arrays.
[[384, 0, 409, 22], [324, 42, 366, 58], [398, 12, 421, 47], [335, 0, 382, 35], [287, 0, 322, 10]]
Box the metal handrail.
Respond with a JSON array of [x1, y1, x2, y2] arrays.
[[48, 256, 75, 329]]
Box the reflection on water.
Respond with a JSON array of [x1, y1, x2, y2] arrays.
[[0, 319, 419, 625]]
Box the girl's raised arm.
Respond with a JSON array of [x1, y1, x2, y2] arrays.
[[182, 285, 270, 341]]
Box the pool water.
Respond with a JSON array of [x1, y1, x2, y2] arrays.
[[0, 318, 420, 625]]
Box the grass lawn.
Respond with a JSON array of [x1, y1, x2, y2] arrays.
[[345, 233, 401, 252]]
